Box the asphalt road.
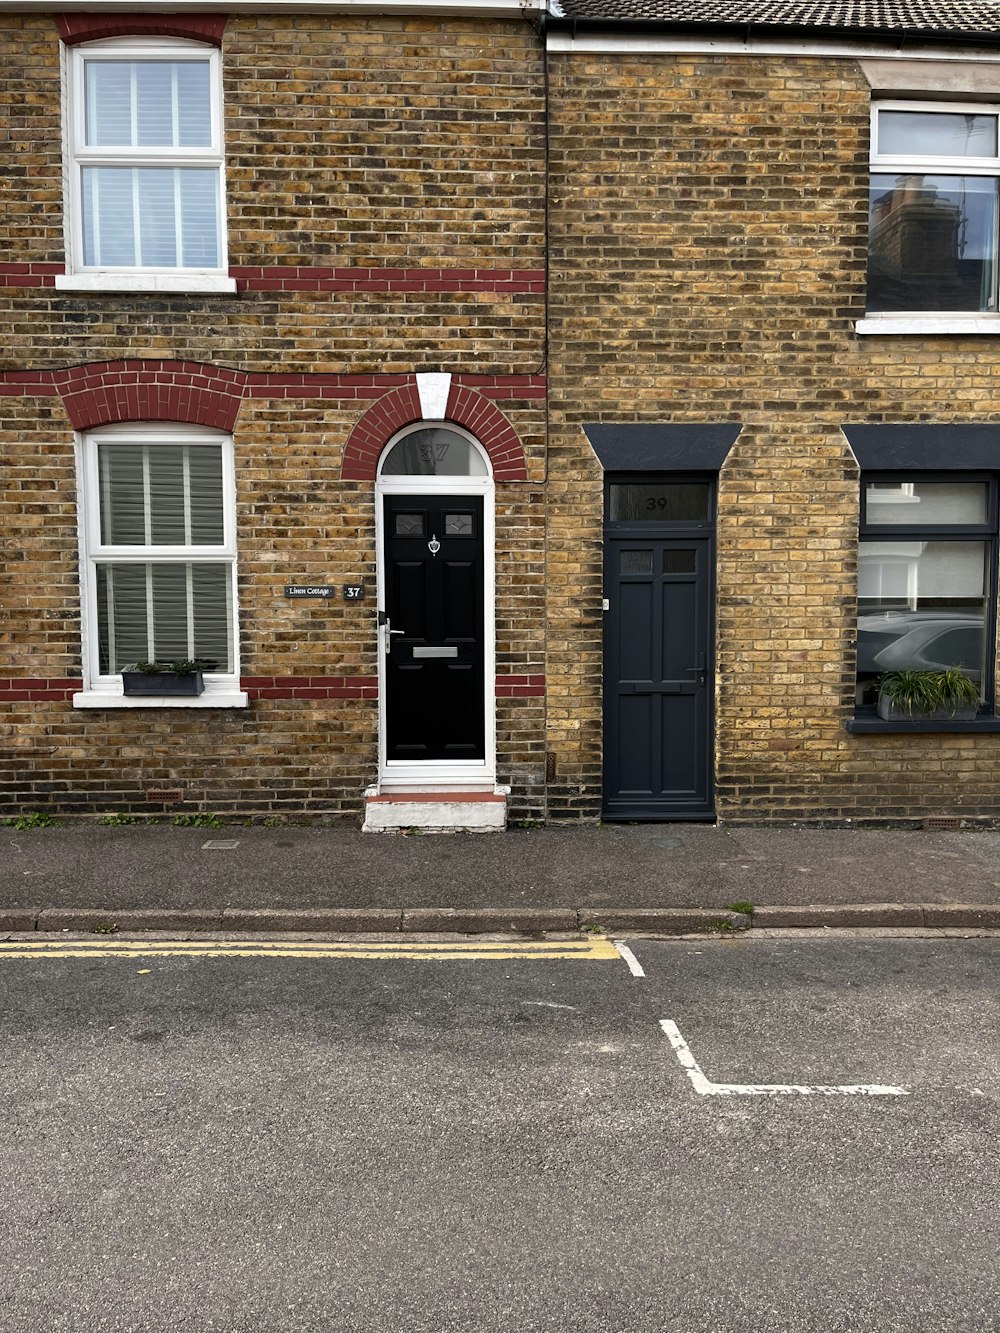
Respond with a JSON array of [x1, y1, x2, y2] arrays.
[[1, 934, 998, 1332]]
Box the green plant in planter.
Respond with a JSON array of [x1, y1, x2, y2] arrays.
[[876, 667, 980, 720], [121, 659, 211, 698], [129, 659, 209, 675]]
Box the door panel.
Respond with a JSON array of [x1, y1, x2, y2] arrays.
[[383, 494, 485, 763], [604, 534, 713, 819]]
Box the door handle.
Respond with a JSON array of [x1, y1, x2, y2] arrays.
[[687, 653, 707, 688], [381, 615, 405, 655]]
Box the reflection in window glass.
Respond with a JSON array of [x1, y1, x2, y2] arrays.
[[865, 480, 987, 526], [381, 429, 488, 477], [856, 539, 987, 705], [867, 174, 999, 313], [878, 111, 998, 158]]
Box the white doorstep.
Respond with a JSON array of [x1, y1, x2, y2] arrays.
[[363, 791, 507, 833]]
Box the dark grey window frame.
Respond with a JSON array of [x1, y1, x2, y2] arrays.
[[847, 470, 1000, 733]]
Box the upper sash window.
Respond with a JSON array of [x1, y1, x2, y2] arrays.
[[867, 102, 1000, 316], [62, 41, 228, 283]]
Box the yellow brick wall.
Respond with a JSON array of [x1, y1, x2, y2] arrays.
[[0, 13, 547, 819], [548, 51, 1000, 823]]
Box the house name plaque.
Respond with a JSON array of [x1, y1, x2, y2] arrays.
[[285, 585, 335, 599]]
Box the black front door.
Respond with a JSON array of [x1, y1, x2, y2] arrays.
[[603, 480, 715, 820], [383, 494, 485, 762]]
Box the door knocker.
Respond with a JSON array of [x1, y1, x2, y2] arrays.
[[427, 533, 441, 557]]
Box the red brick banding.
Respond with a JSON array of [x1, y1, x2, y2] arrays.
[[230, 266, 545, 294], [241, 676, 378, 701], [495, 675, 545, 698], [0, 675, 543, 701], [0, 263, 544, 294]]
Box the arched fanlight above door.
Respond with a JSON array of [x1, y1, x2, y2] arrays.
[[378, 425, 490, 478]]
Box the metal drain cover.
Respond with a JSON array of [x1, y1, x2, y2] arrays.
[[201, 839, 241, 850]]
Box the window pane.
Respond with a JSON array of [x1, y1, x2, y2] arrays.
[[82, 168, 137, 267], [98, 442, 225, 547], [663, 550, 697, 573], [878, 111, 998, 158], [176, 63, 212, 147], [856, 539, 988, 704], [96, 562, 233, 674], [620, 550, 653, 574], [179, 170, 220, 267], [83, 167, 220, 269], [85, 60, 212, 149], [85, 62, 132, 146], [865, 480, 988, 526], [608, 482, 711, 522], [868, 174, 999, 312], [137, 168, 178, 267], [380, 429, 487, 476], [99, 444, 146, 545], [188, 448, 225, 544], [135, 62, 175, 147], [394, 513, 424, 538]]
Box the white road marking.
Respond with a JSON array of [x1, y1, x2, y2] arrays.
[[613, 940, 645, 977], [659, 1019, 909, 1098]]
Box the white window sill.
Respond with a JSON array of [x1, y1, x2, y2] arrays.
[[856, 315, 1000, 336], [73, 690, 249, 710], [56, 273, 237, 295]]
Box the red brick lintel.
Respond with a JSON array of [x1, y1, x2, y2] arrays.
[[0, 263, 545, 295], [55, 13, 228, 45], [0, 675, 545, 701]]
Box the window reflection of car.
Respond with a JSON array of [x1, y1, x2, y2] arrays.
[[857, 611, 984, 679]]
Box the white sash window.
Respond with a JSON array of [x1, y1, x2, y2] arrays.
[[74, 425, 245, 708], [59, 41, 234, 294]]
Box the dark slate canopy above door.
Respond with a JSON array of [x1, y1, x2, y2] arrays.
[[584, 422, 740, 472]]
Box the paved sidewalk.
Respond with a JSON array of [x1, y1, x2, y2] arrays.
[[2, 819, 1000, 933]]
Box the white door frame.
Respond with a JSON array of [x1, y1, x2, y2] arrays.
[[374, 425, 496, 792]]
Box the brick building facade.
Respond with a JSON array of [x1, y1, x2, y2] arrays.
[[547, 1, 1000, 824], [4, 0, 1000, 826], [0, 3, 548, 826]]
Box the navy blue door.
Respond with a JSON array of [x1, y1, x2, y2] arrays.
[[603, 512, 714, 820], [383, 494, 485, 762]]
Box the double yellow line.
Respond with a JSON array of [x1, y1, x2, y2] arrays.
[[0, 937, 621, 963]]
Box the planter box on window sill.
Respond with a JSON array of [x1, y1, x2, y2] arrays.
[[121, 670, 205, 698], [876, 695, 978, 723]]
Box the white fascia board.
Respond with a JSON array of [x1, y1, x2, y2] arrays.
[[5, 0, 544, 13], [546, 31, 1000, 64]]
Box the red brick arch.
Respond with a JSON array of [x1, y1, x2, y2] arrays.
[[341, 377, 528, 482], [56, 360, 245, 432], [56, 14, 227, 46]]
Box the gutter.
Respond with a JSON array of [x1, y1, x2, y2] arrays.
[[1, 1, 547, 14]]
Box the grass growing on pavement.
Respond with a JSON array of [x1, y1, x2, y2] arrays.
[[2, 813, 59, 830]]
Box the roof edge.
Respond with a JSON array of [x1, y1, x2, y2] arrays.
[[545, 13, 1000, 49]]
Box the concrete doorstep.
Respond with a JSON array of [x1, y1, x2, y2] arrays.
[[2, 902, 1000, 936]]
